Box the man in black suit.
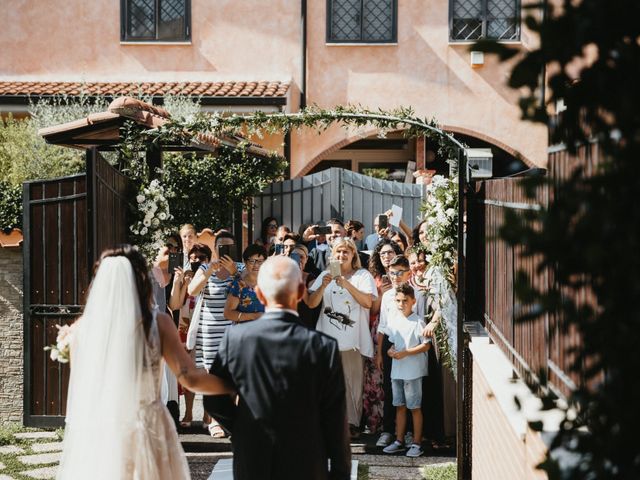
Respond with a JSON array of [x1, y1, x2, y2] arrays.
[[204, 256, 351, 480]]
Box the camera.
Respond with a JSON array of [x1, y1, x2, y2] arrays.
[[168, 252, 183, 272], [289, 252, 301, 265], [323, 307, 355, 328], [377, 214, 389, 230], [218, 244, 237, 261], [314, 225, 332, 235]]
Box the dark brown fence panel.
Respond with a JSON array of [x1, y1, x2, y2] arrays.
[[23, 174, 87, 427], [468, 141, 603, 398], [88, 150, 132, 264], [24, 150, 131, 427]]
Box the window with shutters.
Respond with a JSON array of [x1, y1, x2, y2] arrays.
[[121, 0, 191, 42], [450, 0, 520, 42], [327, 0, 398, 43]]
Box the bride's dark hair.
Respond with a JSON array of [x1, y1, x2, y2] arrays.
[[93, 244, 154, 337]]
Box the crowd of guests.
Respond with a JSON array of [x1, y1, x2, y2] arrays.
[[150, 212, 455, 457]]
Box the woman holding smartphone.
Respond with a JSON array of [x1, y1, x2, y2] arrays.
[[307, 238, 377, 438], [223, 244, 267, 322], [169, 243, 212, 428], [363, 238, 404, 434], [186, 230, 241, 437]]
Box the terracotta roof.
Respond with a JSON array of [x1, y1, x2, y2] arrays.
[[0, 81, 289, 98], [38, 96, 271, 158]]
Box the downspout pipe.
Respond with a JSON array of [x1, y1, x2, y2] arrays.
[[300, 0, 307, 110]]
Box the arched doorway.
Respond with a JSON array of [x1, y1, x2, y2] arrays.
[[305, 129, 530, 180]]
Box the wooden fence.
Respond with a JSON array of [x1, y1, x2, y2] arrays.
[[467, 142, 602, 398]]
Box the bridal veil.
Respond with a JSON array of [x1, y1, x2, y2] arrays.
[[56, 256, 157, 478]]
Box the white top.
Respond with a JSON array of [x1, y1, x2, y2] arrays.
[[377, 288, 397, 335], [379, 311, 430, 380], [378, 287, 428, 335], [310, 269, 377, 357]]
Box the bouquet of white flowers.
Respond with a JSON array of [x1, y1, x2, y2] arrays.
[[44, 324, 75, 363]]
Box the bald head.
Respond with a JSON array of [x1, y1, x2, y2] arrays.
[[256, 256, 303, 309]]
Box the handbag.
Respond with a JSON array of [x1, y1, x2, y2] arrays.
[[185, 292, 204, 350]]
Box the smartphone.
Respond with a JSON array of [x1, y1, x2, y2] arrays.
[[378, 214, 389, 230], [274, 243, 285, 255], [329, 260, 341, 278], [168, 252, 183, 272], [218, 244, 236, 262], [381, 274, 390, 285], [289, 252, 301, 265], [314, 225, 332, 235]]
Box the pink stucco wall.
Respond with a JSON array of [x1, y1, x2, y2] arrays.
[[290, 0, 547, 176], [0, 0, 301, 84], [1, 0, 547, 174]]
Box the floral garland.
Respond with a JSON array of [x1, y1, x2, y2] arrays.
[[421, 175, 459, 278], [129, 179, 174, 262], [420, 174, 459, 375]]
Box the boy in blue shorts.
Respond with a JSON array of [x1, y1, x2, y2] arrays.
[[380, 282, 431, 457]]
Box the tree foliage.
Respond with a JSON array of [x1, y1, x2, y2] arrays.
[[475, 1, 640, 478]]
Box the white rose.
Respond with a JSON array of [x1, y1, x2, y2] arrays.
[[151, 218, 160, 227], [150, 203, 158, 213], [141, 227, 148, 235], [143, 218, 151, 227], [158, 212, 167, 221], [136, 195, 145, 204]]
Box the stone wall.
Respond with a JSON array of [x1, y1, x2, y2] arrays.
[[0, 247, 23, 424]]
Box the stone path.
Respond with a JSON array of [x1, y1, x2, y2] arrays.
[[0, 397, 455, 479], [0, 431, 60, 479]]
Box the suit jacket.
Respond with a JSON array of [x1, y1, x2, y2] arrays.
[[204, 310, 351, 480]]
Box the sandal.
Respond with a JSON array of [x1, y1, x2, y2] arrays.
[[208, 422, 226, 438], [179, 420, 192, 428]]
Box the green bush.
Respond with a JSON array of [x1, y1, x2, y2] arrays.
[[161, 148, 286, 231]]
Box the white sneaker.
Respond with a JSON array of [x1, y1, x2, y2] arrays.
[[383, 440, 406, 454], [376, 432, 393, 447], [406, 443, 424, 457], [404, 431, 413, 446]]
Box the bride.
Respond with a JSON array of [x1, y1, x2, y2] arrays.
[[57, 245, 233, 480]]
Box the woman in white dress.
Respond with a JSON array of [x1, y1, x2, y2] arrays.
[[307, 238, 377, 436], [57, 245, 233, 480]]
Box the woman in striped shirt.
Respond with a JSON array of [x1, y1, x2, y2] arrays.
[[187, 231, 242, 436]]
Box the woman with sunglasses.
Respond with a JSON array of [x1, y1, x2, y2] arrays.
[[223, 244, 268, 324], [362, 239, 404, 435], [256, 216, 278, 247]]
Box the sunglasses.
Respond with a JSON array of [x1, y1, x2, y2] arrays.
[[389, 270, 410, 276]]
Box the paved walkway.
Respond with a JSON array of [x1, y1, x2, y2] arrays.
[[0, 397, 454, 479], [0, 431, 61, 479]]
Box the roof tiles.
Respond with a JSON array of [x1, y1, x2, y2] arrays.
[[0, 81, 289, 98]]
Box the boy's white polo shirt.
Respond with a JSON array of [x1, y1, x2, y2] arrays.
[[379, 310, 430, 381]]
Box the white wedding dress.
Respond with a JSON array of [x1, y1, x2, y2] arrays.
[[57, 257, 191, 479]]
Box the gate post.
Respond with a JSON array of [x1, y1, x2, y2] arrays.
[[456, 148, 471, 479]]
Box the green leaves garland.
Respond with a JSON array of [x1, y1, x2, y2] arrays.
[[118, 104, 464, 258]]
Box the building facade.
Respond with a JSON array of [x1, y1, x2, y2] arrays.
[[1, 0, 547, 178]]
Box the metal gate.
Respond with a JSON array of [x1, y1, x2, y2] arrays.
[[252, 168, 425, 239], [23, 149, 131, 427]]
